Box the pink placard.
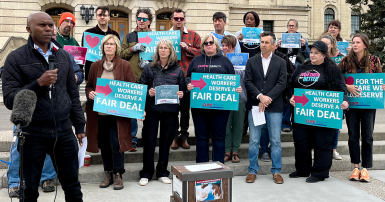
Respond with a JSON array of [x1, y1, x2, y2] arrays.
[[64, 46, 88, 65]]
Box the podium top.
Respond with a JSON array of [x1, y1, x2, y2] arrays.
[[171, 162, 234, 182]]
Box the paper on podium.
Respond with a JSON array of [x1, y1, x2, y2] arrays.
[[252, 106, 266, 126], [78, 137, 88, 168], [184, 163, 223, 172]]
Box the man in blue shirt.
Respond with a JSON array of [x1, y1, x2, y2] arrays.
[[212, 12, 241, 53]]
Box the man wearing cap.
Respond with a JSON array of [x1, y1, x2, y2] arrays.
[[56, 12, 79, 47]]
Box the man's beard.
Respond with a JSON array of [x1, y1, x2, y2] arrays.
[[63, 27, 71, 35]]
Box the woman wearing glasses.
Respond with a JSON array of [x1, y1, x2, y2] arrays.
[[86, 34, 136, 190], [138, 39, 185, 186], [186, 33, 243, 163]]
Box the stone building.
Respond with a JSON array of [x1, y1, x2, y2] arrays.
[[0, 0, 357, 66]]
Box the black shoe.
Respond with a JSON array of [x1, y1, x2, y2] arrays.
[[41, 179, 55, 192], [306, 176, 325, 183], [289, 171, 310, 178]]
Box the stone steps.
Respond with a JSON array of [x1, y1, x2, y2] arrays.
[[1, 141, 384, 170], [2, 154, 385, 187]]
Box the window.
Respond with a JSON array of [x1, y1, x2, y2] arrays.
[[351, 14, 360, 34], [324, 8, 335, 31], [263, 21, 274, 32]]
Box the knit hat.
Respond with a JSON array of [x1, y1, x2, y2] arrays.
[[59, 12, 76, 27]]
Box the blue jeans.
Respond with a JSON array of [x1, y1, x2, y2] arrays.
[[333, 129, 339, 149], [281, 98, 292, 130], [248, 111, 282, 175], [132, 119, 138, 148], [259, 124, 270, 154], [8, 136, 57, 188]]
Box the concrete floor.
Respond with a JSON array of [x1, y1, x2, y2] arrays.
[[1, 171, 384, 202]]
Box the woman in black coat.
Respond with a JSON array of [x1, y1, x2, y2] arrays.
[[138, 39, 185, 186], [288, 41, 349, 183]]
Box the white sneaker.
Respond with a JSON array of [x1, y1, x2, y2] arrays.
[[158, 177, 172, 184], [311, 150, 314, 160], [139, 178, 149, 186], [333, 151, 342, 160]]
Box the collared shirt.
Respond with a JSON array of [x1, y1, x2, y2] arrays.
[[170, 26, 201, 77], [34, 43, 53, 63], [261, 52, 273, 76]]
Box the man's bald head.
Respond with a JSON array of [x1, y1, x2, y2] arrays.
[[26, 12, 54, 48]]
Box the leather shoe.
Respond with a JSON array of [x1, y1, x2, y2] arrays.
[[170, 140, 179, 150], [273, 173, 284, 184], [246, 173, 256, 183], [181, 140, 190, 149]]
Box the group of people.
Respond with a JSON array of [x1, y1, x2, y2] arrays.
[[2, 5, 382, 201]]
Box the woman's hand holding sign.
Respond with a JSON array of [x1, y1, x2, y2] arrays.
[[177, 91, 184, 99], [290, 95, 295, 107], [149, 88, 156, 97], [89, 91, 97, 100], [341, 101, 349, 110], [236, 86, 242, 93], [347, 85, 362, 97], [187, 83, 194, 91]]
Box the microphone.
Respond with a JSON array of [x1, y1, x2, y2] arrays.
[[10, 89, 37, 129], [48, 55, 56, 70]]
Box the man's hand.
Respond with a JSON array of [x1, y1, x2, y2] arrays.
[[258, 103, 266, 112], [236, 86, 242, 93], [132, 43, 146, 52], [37, 69, 58, 86], [149, 88, 156, 97], [259, 95, 272, 105], [180, 42, 189, 51], [77, 133, 85, 146], [75, 75, 78, 83]]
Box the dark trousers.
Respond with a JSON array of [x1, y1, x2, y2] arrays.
[[98, 115, 125, 174], [140, 111, 178, 179], [175, 93, 190, 140], [292, 123, 334, 179], [191, 108, 230, 163], [346, 109, 375, 168], [21, 129, 82, 202]]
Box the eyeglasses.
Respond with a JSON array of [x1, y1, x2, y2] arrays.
[[63, 20, 75, 25], [104, 43, 116, 47], [137, 17, 148, 22], [287, 25, 296, 28], [97, 14, 109, 17], [203, 41, 214, 46], [173, 17, 185, 21], [159, 47, 169, 50]]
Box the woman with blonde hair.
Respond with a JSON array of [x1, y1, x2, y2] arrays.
[[339, 33, 384, 182], [138, 39, 185, 186], [86, 34, 135, 190], [186, 33, 242, 163], [319, 33, 344, 57]]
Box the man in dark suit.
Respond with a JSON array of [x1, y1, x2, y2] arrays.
[[244, 31, 287, 184]]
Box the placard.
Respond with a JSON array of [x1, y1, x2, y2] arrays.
[[155, 85, 179, 105], [226, 53, 249, 70], [138, 30, 181, 60], [64, 46, 87, 65], [344, 73, 385, 109], [281, 33, 301, 48], [241, 27, 262, 43], [93, 78, 147, 119], [190, 73, 240, 110], [294, 88, 343, 129], [211, 32, 224, 47], [195, 179, 223, 202], [337, 42, 349, 56], [83, 32, 104, 62], [332, 56, 344, 65]]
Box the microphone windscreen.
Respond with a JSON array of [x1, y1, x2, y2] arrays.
[[48, 55, 56, 62], [10, 89, 37, 127]]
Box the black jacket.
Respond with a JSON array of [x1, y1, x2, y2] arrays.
[[2, 36, 85, 134], [140, 62, 186, 113], [288, 58, 348, 102], [245, 53, 287, 111], [185, 49, 235, 84], [82, 25, 120, 80]]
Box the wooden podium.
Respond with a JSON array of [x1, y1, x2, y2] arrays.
[[170, 162, 233, 202]]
